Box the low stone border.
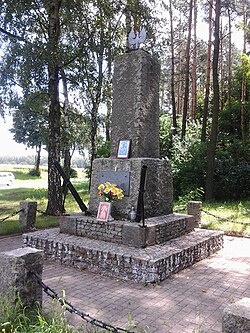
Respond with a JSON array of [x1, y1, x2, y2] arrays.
[[23, 228, 223, 283]]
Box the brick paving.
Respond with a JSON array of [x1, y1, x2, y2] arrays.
[[0, 233, 250, 333]]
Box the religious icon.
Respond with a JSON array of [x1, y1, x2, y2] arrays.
[[117, 139, 131, 159], [97, 202, 111, 222]]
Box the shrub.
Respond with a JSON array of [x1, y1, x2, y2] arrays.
[[28, 168, 41, 177], [160, 115, 250, 201], [70, 167, 78, 178]]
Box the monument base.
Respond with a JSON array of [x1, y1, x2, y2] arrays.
[[89, 157, 173, 219], [60, 213, 196, 248], [23, 227, 223, 283]]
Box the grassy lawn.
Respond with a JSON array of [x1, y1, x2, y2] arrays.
[[0, 165, 249, 237], [0, 165, 89, 236], [201, 200, 250, 237]]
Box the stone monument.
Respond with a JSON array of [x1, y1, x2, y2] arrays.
[[88, 49, 173, 219], [23, 47, 224, 283]]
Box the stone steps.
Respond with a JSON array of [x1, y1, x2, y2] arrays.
[[23, 228, 223, 283], [60, 213, 196, 247]]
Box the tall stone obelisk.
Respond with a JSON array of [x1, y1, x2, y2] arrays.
[[88, 49, 173, 219], [110, 49, 160, 158]]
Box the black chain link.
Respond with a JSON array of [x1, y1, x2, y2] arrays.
[[201, 209, 250, 226], [0, 209, 23, 223], [36, 208, 49, 215], [29, 271, 135, 333]]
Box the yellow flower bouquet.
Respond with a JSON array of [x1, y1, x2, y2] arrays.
[[98, 182, 124, 202]]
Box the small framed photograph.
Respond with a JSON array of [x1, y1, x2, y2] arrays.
[[97, 202, 111, 222], [117, 139, 131, 159]]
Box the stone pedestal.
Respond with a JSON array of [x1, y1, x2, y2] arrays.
[[110, 49, 160, 158], [0, 247, 43, 307], [19, 201, 37, 231], [187, 201, 202, 227], [88, 157, 173, 219]]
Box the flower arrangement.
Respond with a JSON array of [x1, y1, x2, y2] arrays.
[[98, 182, 124, 202]]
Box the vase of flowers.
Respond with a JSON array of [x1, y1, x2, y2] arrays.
[[97, 182, 124, 221]]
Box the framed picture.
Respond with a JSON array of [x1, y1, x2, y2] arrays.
[[97, 202, 111, 222], [117, 139, 131, 159]]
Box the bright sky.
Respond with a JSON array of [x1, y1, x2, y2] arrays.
[[0, 116, 37, 157]]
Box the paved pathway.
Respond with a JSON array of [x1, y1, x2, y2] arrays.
[[0, 234, 249, 333]]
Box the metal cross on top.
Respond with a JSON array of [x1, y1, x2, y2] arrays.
[[128, 27, 146, 49]]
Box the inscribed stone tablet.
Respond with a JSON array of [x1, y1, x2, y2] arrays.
[[98, 171, 130, 196]]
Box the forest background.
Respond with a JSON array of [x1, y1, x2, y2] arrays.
[[0, 0, 249, 216]]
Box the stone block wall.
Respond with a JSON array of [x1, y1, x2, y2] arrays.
[[60, 215, 123, 243], [23, 228, 224, 283], [76, 219, 123, 243], [152, 214, 195, 244], [60, 213, 195, 247]]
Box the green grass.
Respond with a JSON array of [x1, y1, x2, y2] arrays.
[[1, 165, 249, 237], [0, 165, 48, 180], [174, 199, 250, 237], [0, 294, 79, 333], [0, 167, 90, 236], [201, 200, 250, 237]]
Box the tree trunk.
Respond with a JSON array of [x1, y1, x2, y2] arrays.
[[219, 19, 225, 112], [63, 148, 71, 176], [88, 6, 104, 187], [60, 67, 71, 179], [240, 0, 247, 144], [105, 23, 112, 143], [227, 7, 232, 111], [46, 0, 63, 215], [191, 0, 197, 120], [181, 0, 193, 140], [176, 47, 182, 116], [169, 0, 177, 134], [205, 0, 221, 201], [201, 0, 213, 142], [89, 102, 98, 185], [35, 142, 42, 174], [176, 13, 184, 116]]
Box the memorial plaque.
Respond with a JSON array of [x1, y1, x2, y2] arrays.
[[98, 171, 130, 196]]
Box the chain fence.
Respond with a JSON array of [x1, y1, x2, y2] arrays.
[[201, 209, 250, 226], [0, 207, 52, 224], [29, 271, 135, 333], [36, 208, 49, 215], [174, 204, 250, 227], [0, 209, 23, 223]]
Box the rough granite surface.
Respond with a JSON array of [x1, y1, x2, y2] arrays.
[[222, 298, 250, 333], [23, 228, 223, 283], [110, 49, 161, 158], [0, 247, 43, 306], [88, 157, 173, 218]]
